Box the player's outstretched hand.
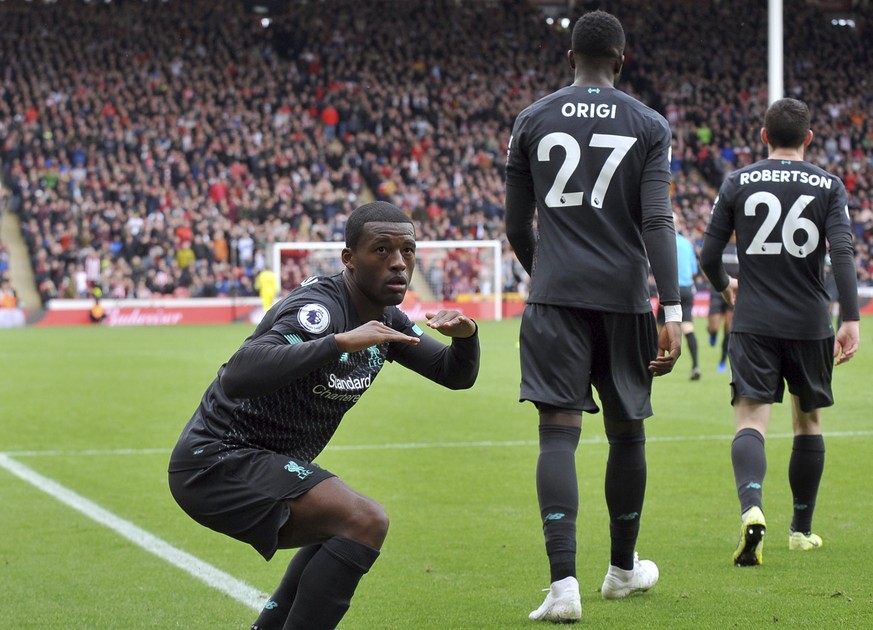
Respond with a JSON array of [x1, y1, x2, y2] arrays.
[[834, 319, 860, 366], [649, 321, 682, 376], [425, 310, 477, 338], [335, 320, 421, 353]]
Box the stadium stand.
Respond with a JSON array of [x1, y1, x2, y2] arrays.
[[0, 0, 871, 306]]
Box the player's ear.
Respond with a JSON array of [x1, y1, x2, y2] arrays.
[[803, 129, 814, 147], [341, 247, 354, 269], [567, 49, 575, 70], [614, 53, 624, 75], [760, 127, 769, 147]]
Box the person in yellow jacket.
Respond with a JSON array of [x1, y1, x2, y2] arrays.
[[89, 287, 106, 323], [255, 268, 278, 311]]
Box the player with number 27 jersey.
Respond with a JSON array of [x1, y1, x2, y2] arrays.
[[706, 159, 854, 339], [504, 13, 680, 620], [505, 85, 676, 312]]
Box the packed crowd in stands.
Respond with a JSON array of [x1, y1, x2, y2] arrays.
[[0, 0, 871, 307]]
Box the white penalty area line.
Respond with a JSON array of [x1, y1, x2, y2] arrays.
[[0, 453, 265, 611], [330, 429, 873, 450], [5, 430, 873, 459]]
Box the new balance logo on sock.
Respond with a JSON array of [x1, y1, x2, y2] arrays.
[[745, 482, 761, 489], [616, 512, 640, 521], [544, 513, 565, 521]]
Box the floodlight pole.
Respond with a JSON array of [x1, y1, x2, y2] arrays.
[[768, 0, 784, 104]]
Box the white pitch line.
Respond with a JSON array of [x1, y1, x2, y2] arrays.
[[4, 430, 873, 458], [327, 430, 873, 450], [3, 429, 872, 609], [5, 447, 170, 457], [0, 453, 266, 611]]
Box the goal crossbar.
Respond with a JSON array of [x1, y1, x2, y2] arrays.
[[271, 240, 503, 321]]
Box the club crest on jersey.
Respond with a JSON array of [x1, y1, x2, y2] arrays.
[[366, 345, 384, 369], [297, 303, 330, 334]]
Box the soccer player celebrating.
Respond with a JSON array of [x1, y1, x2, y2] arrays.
[[168, 201, 480, 629], [700, 98, 860, 567], [504, 10, 682, 623]]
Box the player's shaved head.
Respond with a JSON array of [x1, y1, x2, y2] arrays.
[[764, 98, 811, 149], [345, 201, 414, 249], [571, 10, 625, 60]]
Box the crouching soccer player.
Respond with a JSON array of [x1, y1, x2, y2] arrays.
[[168, 201, 480, 629]]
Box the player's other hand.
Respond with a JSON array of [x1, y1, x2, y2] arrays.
[[425, 310, 477, 338], [834, 319, 860, 366], [721, 277, 738, 307], [650, 321, 681, 376], [335, 320, 420, 352]]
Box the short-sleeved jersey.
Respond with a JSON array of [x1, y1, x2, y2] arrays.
[[169, 274, 477, 470], [505, 86, 673, 313], [706, 158, 852, 339]]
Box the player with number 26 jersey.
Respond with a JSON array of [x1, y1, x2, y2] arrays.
[[505, 85, 676, 313], [706, 159, 854, 339]]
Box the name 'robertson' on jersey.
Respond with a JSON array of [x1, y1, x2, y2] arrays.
[[739, 168, 833, 189]]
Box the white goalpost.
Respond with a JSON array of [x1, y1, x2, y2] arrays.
[[271, 240, 504, 321]]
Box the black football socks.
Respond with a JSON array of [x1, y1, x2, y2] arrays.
[[732, 427, 767, 514], [605, 428, 647, 570], [537, 424, 581, 583], [251, 544, 322, 630], [788, 434, 825, 534], [282, 536, 379, 630], [685, 332, 699, 369]]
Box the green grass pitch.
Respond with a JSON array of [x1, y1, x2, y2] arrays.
[[1, 317, 872, 628]]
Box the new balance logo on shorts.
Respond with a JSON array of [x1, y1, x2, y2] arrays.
[[284, 460, 314, 479]]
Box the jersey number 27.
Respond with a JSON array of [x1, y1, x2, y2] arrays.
[[538, 132, 637, 209]]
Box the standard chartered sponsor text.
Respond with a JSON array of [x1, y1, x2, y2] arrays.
[[310, 372, 372, 402]]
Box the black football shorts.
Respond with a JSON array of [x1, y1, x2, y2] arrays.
[[728, 332, 835, 412], [708, 289, 732, 317], [519, 304, 659, 421], [168, 448, 335, 560]]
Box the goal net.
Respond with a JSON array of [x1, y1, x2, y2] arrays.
[[271, 240, 504, 320]]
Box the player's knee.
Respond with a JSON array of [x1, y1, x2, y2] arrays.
[[604, 418, 645, 443], [345, 496, 390, 547]]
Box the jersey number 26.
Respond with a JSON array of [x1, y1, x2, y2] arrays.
[[745, 191, 819, 258]]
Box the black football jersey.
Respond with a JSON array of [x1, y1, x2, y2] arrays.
[[169, 274, 479, 468], [707, 159, 853, 339], [505, 86, 673, 313], [722, 241, 740, 278]]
